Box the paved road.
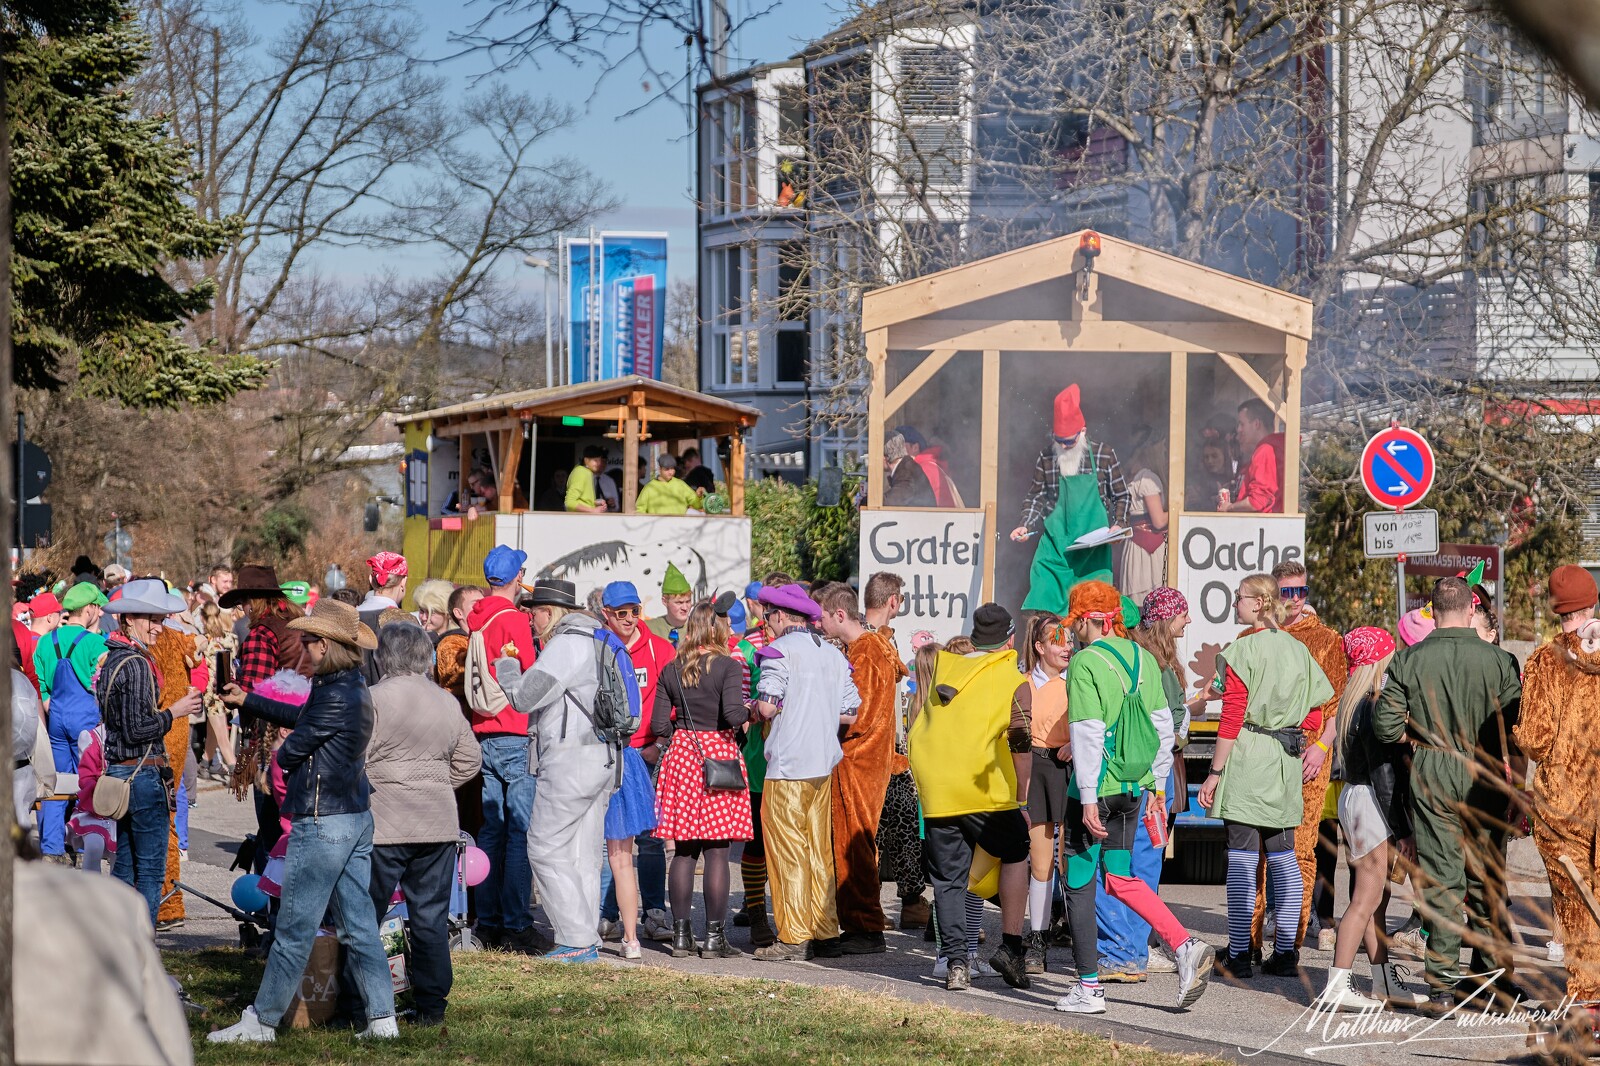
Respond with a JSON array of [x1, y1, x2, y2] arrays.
[[170, 783, 1568, 1065]]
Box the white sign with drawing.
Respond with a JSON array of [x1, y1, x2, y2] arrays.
[[859, 509, 986, 661], [1175, 514, 1306, 695]]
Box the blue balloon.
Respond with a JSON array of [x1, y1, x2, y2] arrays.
[[231, 874, 269, 913]]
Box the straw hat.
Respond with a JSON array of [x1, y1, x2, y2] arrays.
[[287, 599, 378, 651]]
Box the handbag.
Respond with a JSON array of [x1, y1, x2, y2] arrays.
[[671, 669, 745, 792], [91, 654, 159, 820]]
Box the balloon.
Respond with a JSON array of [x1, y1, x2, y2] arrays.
[[967, 847, 1000, 900], [231, 874, 269, 913], [462, 845, 490, 887]]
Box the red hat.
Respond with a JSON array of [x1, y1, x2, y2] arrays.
[[10, 603, 26, 623], [28, 592, 62, 616], [1053, 384, 1086, 439], [1342, 626, 1395, 670], [366, 552, 408, 588]]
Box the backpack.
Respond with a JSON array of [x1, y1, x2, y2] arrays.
[[464, 610, 517, 717], [560, 628, 640, 780], [1085, 641, 1162, 792]]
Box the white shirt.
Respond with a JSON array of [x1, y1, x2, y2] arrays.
[[756, 629, 860, 781]]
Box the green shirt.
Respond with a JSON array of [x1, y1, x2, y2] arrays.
[[635, 476, 701, 515], [1066, 636, 1165, 797], [565, 464, 597, 511], [32, 625, 108, 701], [736, 638, 767, 791], [1374, 627, 1521, 800]]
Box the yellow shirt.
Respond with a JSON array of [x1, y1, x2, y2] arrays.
[[635, 475, 701, 515], [565, 465, 596, 511]]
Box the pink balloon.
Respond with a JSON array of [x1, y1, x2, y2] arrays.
[[462, 845, 491, 887]]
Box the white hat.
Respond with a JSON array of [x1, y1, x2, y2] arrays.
[[105, 578, 187, 616], [103, 563, 131, 585]]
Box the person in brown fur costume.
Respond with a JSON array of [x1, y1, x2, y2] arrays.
[[816, 582, 907, 954], [1517, 564, 1600, 1002], [150, 619, 202, 926]]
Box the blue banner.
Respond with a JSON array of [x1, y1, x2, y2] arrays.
[[599, 233, 668, 380], [566, 238, 597, 383]]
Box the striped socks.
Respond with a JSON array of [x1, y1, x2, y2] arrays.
[[966, 892, 985, 957], [740, 855, 767, 912], [1226, 849, 1259, 956], [1265, 850, 1303, 954]]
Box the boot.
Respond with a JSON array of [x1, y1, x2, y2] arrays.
[[899, 896, 931, 930], [748, 904, 777, 948], [1316, 967, 1383, 1012], [1370, 960, 1427, 1008], [702, 920, 746, 959], [1023, 930, 1047, 974], [670, 919, 695, 958]]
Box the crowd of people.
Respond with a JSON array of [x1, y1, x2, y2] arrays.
[[8, 539, 1596, 1046]]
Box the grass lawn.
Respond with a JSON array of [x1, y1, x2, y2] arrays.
[[170, 948, 1227, 1066]]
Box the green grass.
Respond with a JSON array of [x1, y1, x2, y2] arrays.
[[171, 948, 1226, 1066]]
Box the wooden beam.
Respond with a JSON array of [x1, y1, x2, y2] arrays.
[[1092, 239, 1313, 339], [498, 424, 524, 513], [728, 432, 746, 517], [888, 319, 1288, 355], [1216, 352, 1286, 422], [622, 407, 639, 513], [867, 329, 888, 508], [862, 239, 1080, 331], [435, 416, 526, 439], [1167, 353, 1188, 587], [883, 349, 957, 420], [980, 350, 1001, 603], [458, 435, 472, 513], [1284, 339, 1305, 514]]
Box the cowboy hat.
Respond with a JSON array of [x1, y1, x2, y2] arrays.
[[218, 564, 287, 609], [105, 578, 188, 616], [287, 599, 379, 651]]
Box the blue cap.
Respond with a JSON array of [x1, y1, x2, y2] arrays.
[[728, 599, 748, 635], [602, 581, 642, 609], [744, 581, 764, 601], [484, 545, 528, 587]]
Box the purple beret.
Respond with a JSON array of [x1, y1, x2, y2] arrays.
[[757, 582, 821, 622]]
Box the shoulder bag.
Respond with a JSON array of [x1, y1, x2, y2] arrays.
[[92, 654, 157, 820]]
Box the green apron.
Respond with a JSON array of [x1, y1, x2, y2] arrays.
[[1021, 449, 1114, 614]]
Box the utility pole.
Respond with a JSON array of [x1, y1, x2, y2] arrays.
[[0, 51, 20, 1066]]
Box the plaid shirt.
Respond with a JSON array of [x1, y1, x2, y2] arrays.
[[1018, 440, 1130, 531], [238, 624, 280, 692]]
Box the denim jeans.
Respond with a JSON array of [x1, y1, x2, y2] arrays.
[[1096, 773, 1175, 968], [254, 811, 395, 1028], [476, 735, 536, 934], [108, 763, 169, 926], [600, 833, 666, 921]]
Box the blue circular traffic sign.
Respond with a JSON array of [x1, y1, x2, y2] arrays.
[[1360, 426, 1434, 509]]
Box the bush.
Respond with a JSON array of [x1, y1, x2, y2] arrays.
[[799, 479, 859, 583], [745, 476, 806, 580]]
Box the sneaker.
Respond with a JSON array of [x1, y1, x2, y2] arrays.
[[505, 926, 554, 956], [812, 937, 844, 959], [988, 943, 1031, 989], [598, 919, 622, 942], [1261, 949, 1301, 977], [208, 1006, 276, 1044], [1550, 940, 1567, 964], [621, 939, 642, 960], [1318, 928, 1337, 952], [1099, 962, 1147, 983], [356, 1016, 400, 1039], [156, 918, 185, 932], [754, 939, 813, 962], [969, 954, 999, 979], [945, 957, 971, 991], [840, 931, 886, 955], [179, 849, 189, 863], [1054, 984, 1107, 1014], [1216, 947, 1253, 980], [543, 944, 600, 963], [475, 925, 504, 949], [1174, 937, 1215, 1009], [1147, 944, 1178, 974], [642, 908, 674, 942]]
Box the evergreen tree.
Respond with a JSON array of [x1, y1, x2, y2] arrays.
[[4, 0, 264, 405]]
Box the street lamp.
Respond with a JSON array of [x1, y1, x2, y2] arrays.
[[524, 255, 554, 389]]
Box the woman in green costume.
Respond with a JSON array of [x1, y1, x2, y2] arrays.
[[1197, 573, 1333, 980]]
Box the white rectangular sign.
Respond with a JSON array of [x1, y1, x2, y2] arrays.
[[1362, 509, 1439, 558], [1175, 514, 1306, 695], [859, 509, 986, 662]]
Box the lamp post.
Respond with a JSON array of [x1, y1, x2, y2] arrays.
[[524, 255, 554, 388]]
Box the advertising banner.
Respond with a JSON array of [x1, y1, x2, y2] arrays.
[[565, 238, 596, 383], [1175, 514, 1306, 695], [858, 509, 986, 661], [599, 232, 668, 379]]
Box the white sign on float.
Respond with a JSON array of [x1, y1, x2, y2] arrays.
[[858, 509, 986, 661], [1175, 514, 1306, 695]]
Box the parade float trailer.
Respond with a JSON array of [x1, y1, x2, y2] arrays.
[[859, 231, 1314, 882], [395, 377, 760, 617]]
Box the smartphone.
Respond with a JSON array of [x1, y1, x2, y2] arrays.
[[214, 650, 232, 692]]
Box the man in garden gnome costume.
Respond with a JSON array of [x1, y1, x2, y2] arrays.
[[646, 563, 693, 644], [1011, 384, 1130, 613]]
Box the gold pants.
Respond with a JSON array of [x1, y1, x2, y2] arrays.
[[762, 777, 839, 945]]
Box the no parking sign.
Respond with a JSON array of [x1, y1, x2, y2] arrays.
[[1360, 426, 1435, 510]]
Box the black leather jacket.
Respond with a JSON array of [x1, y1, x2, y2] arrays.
[[245, 668, 374, 819], [1340, 690, 1412, 839]]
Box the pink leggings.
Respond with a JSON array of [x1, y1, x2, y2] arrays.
[[1105, 872, 1187, 950]]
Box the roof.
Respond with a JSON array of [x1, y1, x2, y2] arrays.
[[861, 230, 1314, 344], [395, 376, 762, 435], [799, 0, 975, 58]]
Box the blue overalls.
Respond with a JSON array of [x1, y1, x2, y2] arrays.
[[41, 632, 101, 855]]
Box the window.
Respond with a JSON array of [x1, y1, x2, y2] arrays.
[[1588, 173, 1600, 272], [709, 245, 758, 386], [776, 240, 809, 383], [894, 48, 968, 192], [1467, 33, 1566, 146], [707, 93, 759, 216], [812, 55, 872, 202], [1469, 173, 1562, 276]]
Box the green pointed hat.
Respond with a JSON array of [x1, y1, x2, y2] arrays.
[[662, 562, 690, 597], [1461, 560, 1486, 586]]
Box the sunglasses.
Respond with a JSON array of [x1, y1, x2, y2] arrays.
[[1279, 586, 1310, 600], [608, 606, 640, 619]]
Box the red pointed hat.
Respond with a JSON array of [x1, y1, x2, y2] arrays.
[[1053, 384, 1086, 439]]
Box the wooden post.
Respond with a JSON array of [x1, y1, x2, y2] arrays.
[[1284, 338, 1306, 514], [981, 350, 1001, 602], [498, 426, 524, 513], [866, 329, 888, 507], [728, 430, 746, 517], [458, 432, 472, 511], [1167, 352, 1188, 585], [623, 408, 640, 513]]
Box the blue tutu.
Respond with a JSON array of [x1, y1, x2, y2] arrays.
[[604, 745, 659, 841]]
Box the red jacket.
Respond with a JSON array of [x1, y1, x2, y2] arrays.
[[912, 448, 957, 508], [620, 627, 675, 747], [467, 594, 538, 737]]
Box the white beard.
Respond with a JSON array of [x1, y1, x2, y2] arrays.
[[1054, 435, 1088, 478]]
